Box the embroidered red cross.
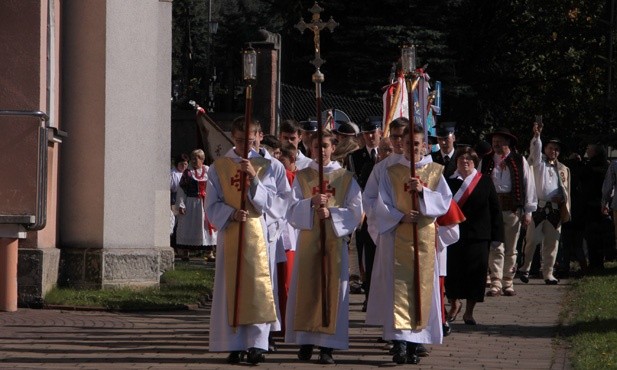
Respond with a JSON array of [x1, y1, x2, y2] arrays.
[[404, 178, 426, 193], [230, 170, 242, 191], [312, 180, 336, 196]]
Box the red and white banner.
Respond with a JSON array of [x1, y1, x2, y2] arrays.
[[382, 74, 409, 137]]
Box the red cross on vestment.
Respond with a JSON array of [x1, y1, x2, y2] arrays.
[[230, 170, 242, 191], [312, 180, 336, 196], [404, 178, 427, 194]]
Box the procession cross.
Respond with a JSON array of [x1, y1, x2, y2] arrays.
[[294, 2, 338, 70], [295, 1, 338, 329]]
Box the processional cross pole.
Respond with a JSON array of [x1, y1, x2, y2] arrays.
[[295, 2, 338, 328]]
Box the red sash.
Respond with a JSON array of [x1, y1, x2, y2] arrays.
[[457, 172, 482, 208], [436, 173, 481, 226], [436, 199, 466, 226]]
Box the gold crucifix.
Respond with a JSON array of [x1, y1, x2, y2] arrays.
[[295, 2, 338, 70]]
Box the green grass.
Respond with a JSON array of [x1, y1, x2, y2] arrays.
[[561, 262, 617, 370], [44, 262, 214, 311]]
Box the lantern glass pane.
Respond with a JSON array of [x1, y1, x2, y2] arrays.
[[401, 45, 416, 74], [209, 21, 218, 34], [243, 49, 257, 80]]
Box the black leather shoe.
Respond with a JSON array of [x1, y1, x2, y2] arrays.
[[415, 343, 429, 357], [464, 318, 477, 325], [318, 353, 335, 364], [545, 279, 559, 285], [407, 353, 420, 364], [226, 351, 242, 364], [246, 347, 265, 364], [520, 272, 530, 284], [406, 342, 421, 364], [268, 336, 277, 352], [391, 340, 407, 364], [297, 344, 314, 361], [318, 347, 335, 364], [442, 323, 452, 337]]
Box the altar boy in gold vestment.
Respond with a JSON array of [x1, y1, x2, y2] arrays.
[[285, 130, 363, 365], [366, 125, 452, 365], [206, 119, 279, 365]]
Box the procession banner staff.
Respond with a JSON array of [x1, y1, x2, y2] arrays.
[[295, 1, 338, 328]]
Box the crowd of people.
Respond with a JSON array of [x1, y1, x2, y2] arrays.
[[169, 112, 617, 366]]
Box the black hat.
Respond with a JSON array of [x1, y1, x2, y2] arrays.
[[361, 116, 382, 133], [474, 140, 493, 157], [486, 127, 518, 147], [545, 138, 565, 151], [300, 119, 318, 132], [433, 122, 456, 138], [333, 121, 358, 136]]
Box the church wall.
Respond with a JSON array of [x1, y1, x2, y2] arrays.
[[59, 0, 173, 290]]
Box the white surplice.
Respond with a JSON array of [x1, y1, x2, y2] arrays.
[[284, 160, 363, 350], [258, 147, 292, 331], [295, 150, 313, 171], [206, 148, 280, 352], [365, 155, 452, 344], [363, 153, 402, 244]]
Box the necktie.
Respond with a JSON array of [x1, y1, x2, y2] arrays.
[[371, 148, 377, 163], [444, 155, 450, 165]]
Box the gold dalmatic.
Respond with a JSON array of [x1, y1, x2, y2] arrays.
[[214, 156, 277, 326], [293, 167, 353, 334], [387, 162, 443, 330]]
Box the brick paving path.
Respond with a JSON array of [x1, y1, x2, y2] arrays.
[[0, 271, 570, 370]]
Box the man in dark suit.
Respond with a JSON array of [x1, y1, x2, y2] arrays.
[[347, 116, 382, 311], [430, 122, 458, 179]]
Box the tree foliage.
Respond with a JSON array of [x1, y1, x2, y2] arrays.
[[172, 0, 616, 152], [446, 0, 614, 152]]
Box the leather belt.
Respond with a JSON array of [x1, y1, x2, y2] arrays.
[[497, 193, 518, 212], [538, 199, 560, 208]]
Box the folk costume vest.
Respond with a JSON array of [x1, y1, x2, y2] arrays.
[[214, 156, 277, 327], [180, 166, 208, 198], [387, 161, 443, 330], [481, 152, 526, 208], [293, 166, 353, 335]]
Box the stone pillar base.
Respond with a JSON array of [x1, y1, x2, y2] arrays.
[[18, 248, 61, 307], [59, 247, 174, 289]]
